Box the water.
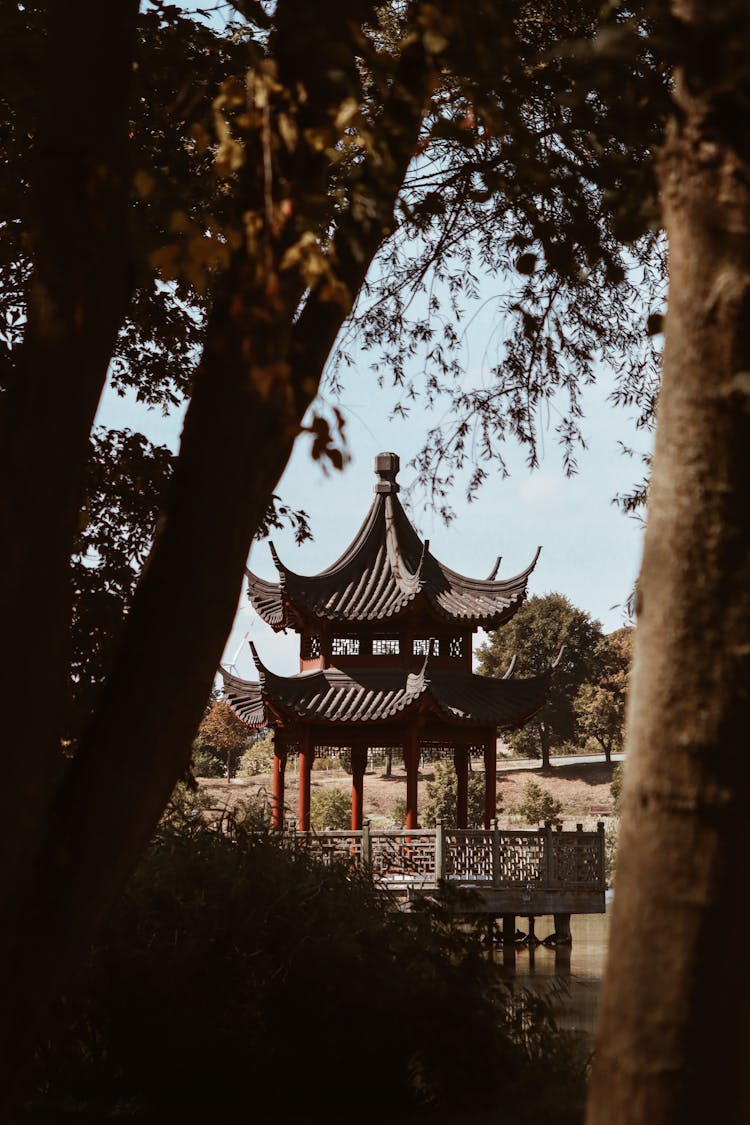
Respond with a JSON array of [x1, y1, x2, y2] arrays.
[[493, 896, 612, 1041]]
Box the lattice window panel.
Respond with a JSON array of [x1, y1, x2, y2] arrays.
[[370, 833, 436, 881], [303, 833, 362, 868], [448, 636, 463, 658], [301, 633, 321, 659], [332, 635, 360, 656], [445, 831, 493, 882], [551, 834, 602, 888], [413, 638, 439, 656], [496, 832, 546, 885], [373, 637, 400, 655], [419, 740, 458, 762]]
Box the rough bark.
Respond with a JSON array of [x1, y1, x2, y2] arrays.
[[588, 6, 750, 1122]]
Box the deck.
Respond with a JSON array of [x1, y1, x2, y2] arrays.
[[284, 820, 607, 917]]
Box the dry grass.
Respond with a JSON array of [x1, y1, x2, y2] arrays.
[[199, 757, 617, 829]]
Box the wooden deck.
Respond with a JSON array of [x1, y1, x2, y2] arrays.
[[284, 820, 607, 917]]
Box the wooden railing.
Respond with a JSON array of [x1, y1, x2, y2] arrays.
[[281, 820, 606, 894]]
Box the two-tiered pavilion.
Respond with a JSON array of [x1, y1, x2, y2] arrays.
[[222, 453, 552, 832]]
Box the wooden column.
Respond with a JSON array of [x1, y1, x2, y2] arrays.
[[298, 728, 314, 831], [404, 726, 420, 830], [454, 742, 469, 829], [271, 731, 287, 830], [483, 733, 497, 829], [351, 742, 367, 830]]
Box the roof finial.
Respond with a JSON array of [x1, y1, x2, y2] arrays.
[[373, 451, 400, 494]]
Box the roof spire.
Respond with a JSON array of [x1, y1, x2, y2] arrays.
[[373, 451, 400, 494]]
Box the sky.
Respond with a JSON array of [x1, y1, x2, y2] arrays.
[[96, 307, 651, 680]]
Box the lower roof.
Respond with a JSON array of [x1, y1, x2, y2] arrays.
[[221, 657, 549, 731]]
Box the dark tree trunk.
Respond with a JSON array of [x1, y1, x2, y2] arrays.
[[539, 723, 551, 770], [588, 7, 750, 1122], [385, 748, 393, 778]]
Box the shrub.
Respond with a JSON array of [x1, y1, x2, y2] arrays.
[[237, 731, 275, 777], [513, 779, 563, 826], [190, 742, 224, 778], [32, 818, 588, 1124], [421, 760, 494, 828], [390, 796, 408, 827], [309, 786, 351, 830], [610, 761, 624, 813]]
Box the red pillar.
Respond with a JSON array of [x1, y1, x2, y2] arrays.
[[351, 744, 367, 830], [454, 743, 469, 829], [483, 734, 497, 829], [272, 732, 287, 830], [298, 729, 314, 831], [405, 727, 420, 830]]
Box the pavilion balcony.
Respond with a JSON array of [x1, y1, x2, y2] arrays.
[[275, 819, 606, 921]]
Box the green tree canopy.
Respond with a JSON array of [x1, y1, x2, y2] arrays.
[[477, 592, 604, 767], [574, 626, 632, 763]]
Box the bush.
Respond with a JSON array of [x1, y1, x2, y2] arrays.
[[237, 731, 275, 777], [309, 786, 351, 831], [421, 760, 494, 828], [610, 761, 624, 813], [31, 818, 588, 1124], [390, 796, 408, 827], [513, 779, 563, 826], [190, 742, 225, 778]]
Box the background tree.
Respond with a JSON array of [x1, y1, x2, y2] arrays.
[[574, 627, 632, 763], [477, 593, 604, 767], [193, 699, 250, 780]]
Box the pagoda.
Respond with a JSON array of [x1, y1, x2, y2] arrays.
[[221, 452, 552, 833]]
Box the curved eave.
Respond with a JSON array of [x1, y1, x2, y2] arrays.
[[220, 667, 267, 728], [221, 660, 550, 731], [245, 568, 287, 631]]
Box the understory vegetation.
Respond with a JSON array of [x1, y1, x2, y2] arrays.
[[27, 813, 588, 1124]]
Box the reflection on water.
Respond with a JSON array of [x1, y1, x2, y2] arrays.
[[493, 898, 611, 1041]]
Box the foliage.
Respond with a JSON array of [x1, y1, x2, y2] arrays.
[[610, 762, 625, 815], [574, 628, 632, 762], [29, 817, 588, 1124], [190, 744, 225, 778], [604, 820, 619, 887], [421, 760, 493, 828], [513, 779, 563, 826], [310, 787, 352, 832], [194, 700, 250, 779], [237, 731, 275, 777], [478, 593, 605, 767], [390, 796, 409, 827]]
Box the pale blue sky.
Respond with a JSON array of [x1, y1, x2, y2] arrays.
[[97, 335, 651, 678]]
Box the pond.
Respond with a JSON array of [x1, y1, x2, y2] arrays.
[[493, 893, 612, 1042]]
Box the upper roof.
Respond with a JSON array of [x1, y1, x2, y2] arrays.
[[247, 452, 541, 631], [221, 642, 551, 731]]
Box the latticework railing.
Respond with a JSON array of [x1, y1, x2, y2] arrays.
[[280, 821, 605, 893]]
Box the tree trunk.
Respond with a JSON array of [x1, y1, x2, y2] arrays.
[[587, 9, 750, 1123], [539, 723, 551, 770], [385, 747, 392, 778]]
